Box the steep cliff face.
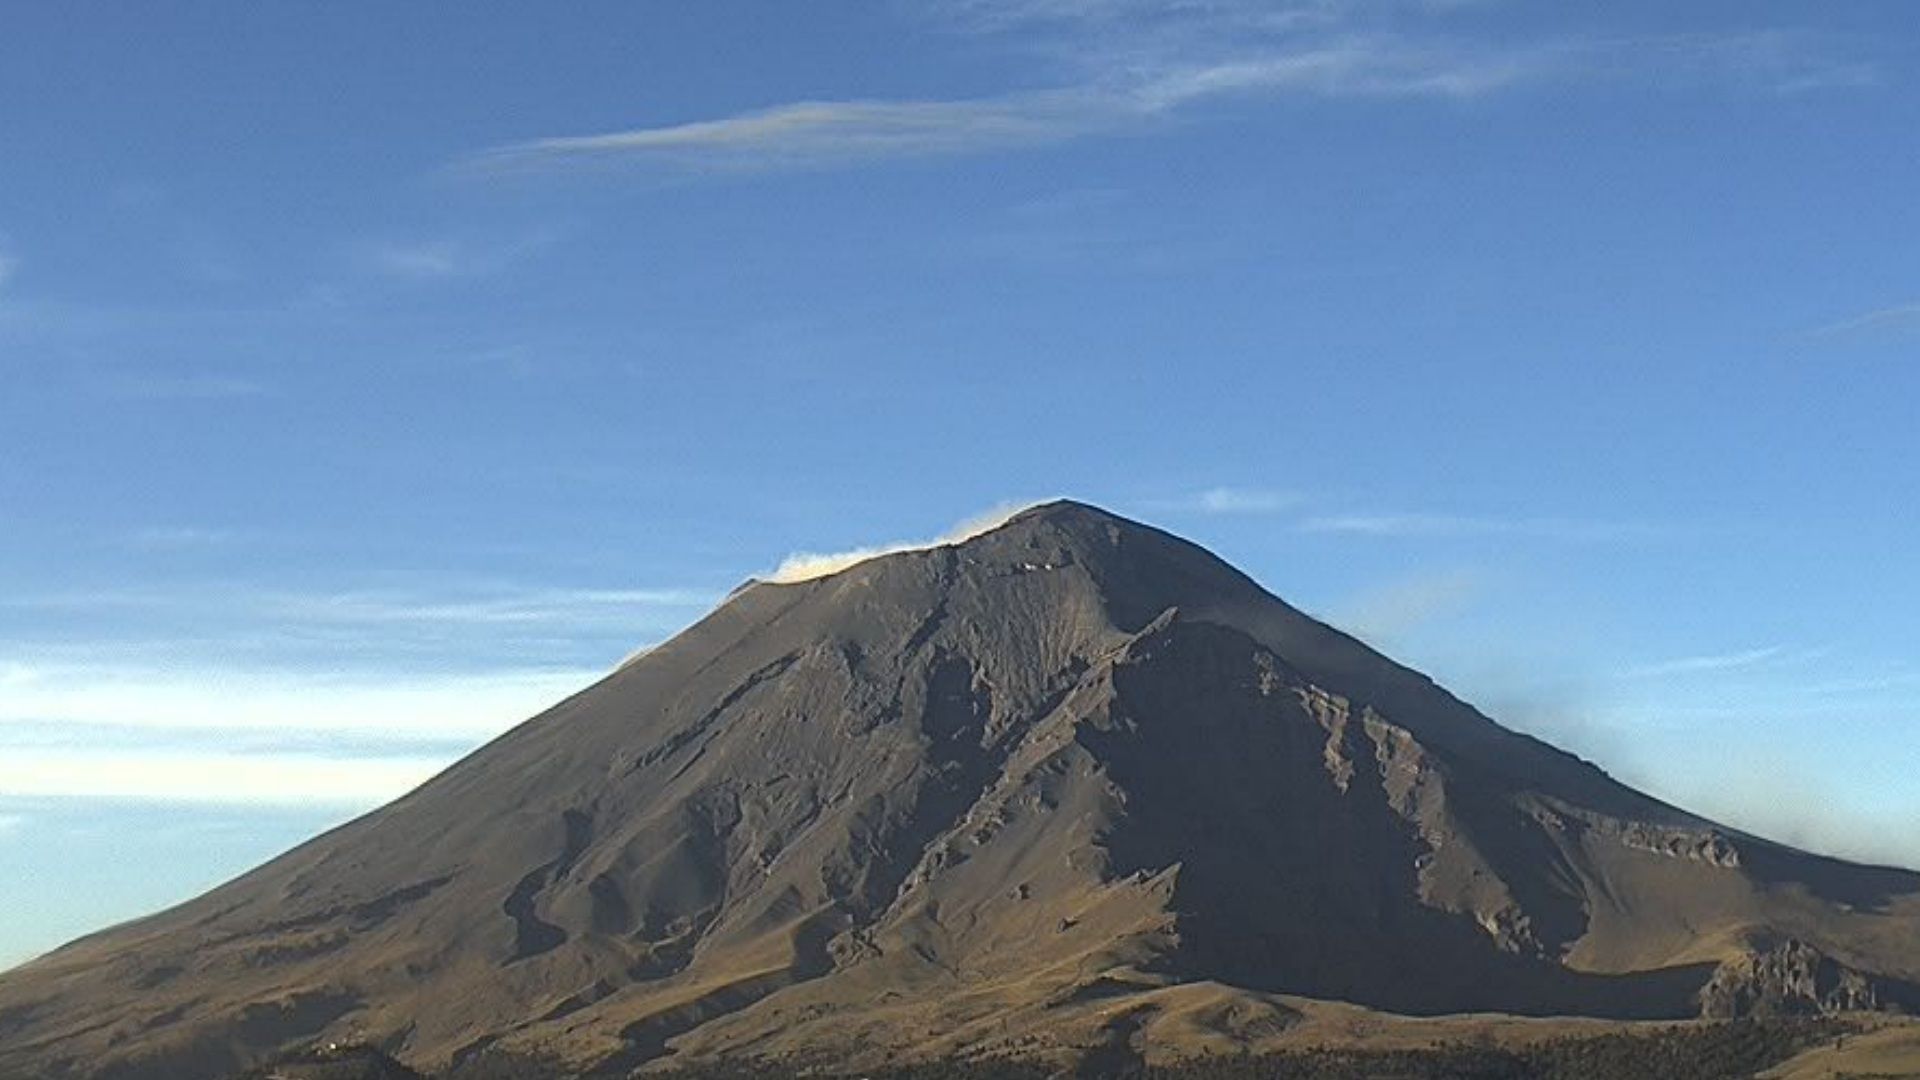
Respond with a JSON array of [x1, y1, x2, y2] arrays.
[[3, 501, 1917, 1079]]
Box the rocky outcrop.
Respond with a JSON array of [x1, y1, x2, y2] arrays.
[[1700, 937, 1911, 1017]]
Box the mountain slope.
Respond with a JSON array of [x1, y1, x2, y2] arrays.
[[3, 501, 1916, 1079]]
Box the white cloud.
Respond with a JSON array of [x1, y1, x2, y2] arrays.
[[1811, 299, 1920, 339], [768, 501, 1035, 583], [0, 576, 718, 806], [0, 578, 717, 779], [1179, 487, 1301, 515], [467, 36, 1542, 174], [5, 582, 716, 629], [465, 8, 1872, 175], [0, 662, 599, 740], [498, 41, 1520, 168], [471, 92, 1125, 172], [267, 586, 716, 627], [1655, 28, 1880, 96], [469, 46, 1476, 173], [127, 526, 241, 550], [1128, 39, 1543, 109], [1623, 645, 1782, 679], [371, 240, 465, 278], [1300, 512, 1663, 542], [0, 749, 448, 806], [362, 229, 560, 279]]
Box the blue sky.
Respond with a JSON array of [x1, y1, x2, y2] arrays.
[[2, 1, 1917, 969]]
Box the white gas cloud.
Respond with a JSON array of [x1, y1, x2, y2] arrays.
[[768, 502, 1035, 584], [1334, 568, 1483, 642]]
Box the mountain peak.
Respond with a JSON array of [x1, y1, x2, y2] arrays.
[[1001, 497, 1129, 529], [5, 504, 1918, 1080]]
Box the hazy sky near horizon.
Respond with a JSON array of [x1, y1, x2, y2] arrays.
[[3, 2, 1918, 968]]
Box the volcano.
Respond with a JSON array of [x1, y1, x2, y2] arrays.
[[3, 501, 1917, 1078]]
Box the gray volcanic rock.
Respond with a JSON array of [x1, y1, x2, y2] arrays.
[[2, 501, 1917, 1078]]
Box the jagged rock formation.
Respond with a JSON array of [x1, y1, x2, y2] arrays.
[[2, 501, 1917, 1079]]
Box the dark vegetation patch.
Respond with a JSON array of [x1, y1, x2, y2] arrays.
[[294, 1016, 1853, 1080]]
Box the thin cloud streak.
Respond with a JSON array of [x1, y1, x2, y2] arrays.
[[126, 526, 242, 550], [466, 39, 1538, 174], [4, 582, 717, 627], [370, 240, 467, 278], [1300, 513, 1666, 542], [1621, 645, 1786, 679], [270, 586, 717, 627], [1136, 484, 1305, 511], [464, 3, 1872, 177], [0, 661, 602, 739], [0, 748, 449, 806], [1146, 487, 1301, 515], [360, 228, 562, 280], [475, 92, 1117, 172], [1194, 487, 1300, 514], [1810, 299, 1920, 339]]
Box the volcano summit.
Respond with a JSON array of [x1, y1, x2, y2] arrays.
[[3, 501, 1917, 1078]]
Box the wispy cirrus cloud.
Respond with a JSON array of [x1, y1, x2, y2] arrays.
[[360, 228, 561, 280], [1148, 486, 1301, 515], [266, 585, 716, 628], [126, 526, 243, 551], [5, 581, 716, 629], [469, 44, 1534, 174], [473, 93, 1120, 173], [1300, 512, 1666, 542], [466, 4, 1873, 175], [0, 660, 595, 740], [1621, 645, 1786, 679], [1646, 28, 1880, 96], [1810, 299, 1920, 340], [369, 240, 469, 278]]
